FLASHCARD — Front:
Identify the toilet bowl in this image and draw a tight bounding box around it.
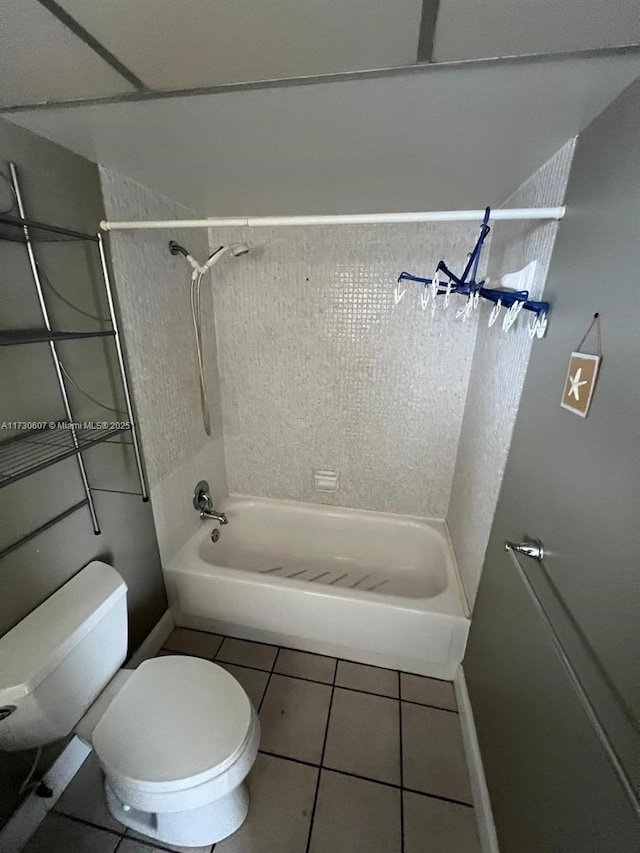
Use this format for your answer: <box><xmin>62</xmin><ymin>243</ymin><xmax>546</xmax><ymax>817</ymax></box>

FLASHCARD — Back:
<box><xmin>0</xmin><ymin>561</ymin><xmax>260</xmax><ymax>847</ymax></box>
<box><xmin>89</xmin><ymin>656</ymin><xmax>260</xmax><ymax>845</ymax></box>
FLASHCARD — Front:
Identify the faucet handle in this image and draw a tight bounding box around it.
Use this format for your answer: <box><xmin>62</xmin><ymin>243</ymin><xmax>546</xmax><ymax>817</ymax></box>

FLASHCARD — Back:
<box><xmin>193</xmin><ymin>480</ymin><xmax>212</xmax><ymax>512</ymax></box>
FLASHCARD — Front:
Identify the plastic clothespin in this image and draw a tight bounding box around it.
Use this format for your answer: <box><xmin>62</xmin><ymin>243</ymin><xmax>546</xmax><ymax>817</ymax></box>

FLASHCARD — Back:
<box><xmin>456</xmin><ymin>298</ymin><xmax>473</xmax><ymax>323</ymax></box>
<box><xmin>536</xmin><ymin>312</ymin><xmax>548</xmax><ymax>338</ymax></box>
<box><xmin>488</xmin><ymin>298</ymin><xmax>502</xmax><ymax>327</ymax></box>
<box><xmin>394</xmin><ymin>282</ymin><xmax>406</xmax><ymax>305</ymax></box>
<box><xmin>528</xmin><ymin>311</ymin><xmax>548</xmax><ymax>339</ymax></box>
<box><xmin>444</xmin><ymin>280</ymin><xmax>452</xmax><ymax>308</ymax></box>
<box><xmin>430</xmin><ymin>272</ymin><xmax>440</xmax><ymax>317</ymax></box>
<box><xmin>502</xmin><ymin>300</ymin><xmax>525</xmax><ymax>331</ymax></box>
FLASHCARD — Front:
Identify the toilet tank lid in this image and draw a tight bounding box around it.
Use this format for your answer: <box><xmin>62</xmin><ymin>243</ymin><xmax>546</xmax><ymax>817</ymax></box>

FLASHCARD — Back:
<box><xmin>0</xmin><ymin>561</ymin><xmax>127</xmax><ymax>705</ymax></box>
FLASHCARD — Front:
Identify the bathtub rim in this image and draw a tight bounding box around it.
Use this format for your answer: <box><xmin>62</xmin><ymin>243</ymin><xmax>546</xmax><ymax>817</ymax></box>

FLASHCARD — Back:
<box><xmin>166</xmin><ymin>494</ymin><xmax>470</xmax><ymax>619</ymax></box>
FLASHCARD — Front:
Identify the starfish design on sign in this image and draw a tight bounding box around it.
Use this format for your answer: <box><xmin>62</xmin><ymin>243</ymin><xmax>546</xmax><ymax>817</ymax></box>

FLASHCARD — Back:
<box><xmin>568</xmin><ymin>367</ymin><xmax>588</xmax><ymax>400</ymax></box>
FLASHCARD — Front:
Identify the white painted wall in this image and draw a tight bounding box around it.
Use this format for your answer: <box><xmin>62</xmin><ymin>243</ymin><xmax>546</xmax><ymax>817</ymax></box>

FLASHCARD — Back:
<box><xmin>433</xmin><ymin>0</ymin><xmax>640</xmax><ymax>62</ymax></box>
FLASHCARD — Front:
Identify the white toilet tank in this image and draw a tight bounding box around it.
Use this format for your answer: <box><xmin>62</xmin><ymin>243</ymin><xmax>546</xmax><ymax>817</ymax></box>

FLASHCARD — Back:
<box><xmin>0</xmin><ymin>561</ymin><xmax>128</xmax><ymax>751</ymax></box>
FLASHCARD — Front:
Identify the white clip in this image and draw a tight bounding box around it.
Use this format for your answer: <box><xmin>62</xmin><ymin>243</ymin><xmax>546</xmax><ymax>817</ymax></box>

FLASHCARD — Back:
<box><xmin>528</xmin><ymin>311</ymin><xmax>548</xmax><ymax>339</ymax></box>
<box><xmin>472</xmin><ymin>289</ymin><xmax>480</xmax><ymax>310</ymax></box>
<box><xmin>430</xmin><ymin>274</ymin><xmax>439</xmax><ymax>317</ymax></box>
<box><xmin>488</xmin><ymin>299</ymin><xmax>502</xmax><ymax>327</ymax></box>
<box><xmin>421</xmin><ymin>287</ymin><xmax>429</xmax><ymax>310</ymax></box>
<box><xmin>394</xmin><ymin>283</ymin><xmax>406</xmax><ymax>305</ymax></box>
<box><xmin>456</xmin><ymin>298</ymin><xmax>473</xmax><ymax>323</ymax></box>
<box><xmin>444</xmin><ymin>280</ymin><xmax>452</xmax><ymax>308</ymax></box>
<box><xmin>502</xmin><ymin>300</ymin><xmax>525</xmax><ymax>332</ymax></box>
<box><xmin>536</xmin><ymin>312</ymin><xmax>548</xmax><ymax>338</ymax></box>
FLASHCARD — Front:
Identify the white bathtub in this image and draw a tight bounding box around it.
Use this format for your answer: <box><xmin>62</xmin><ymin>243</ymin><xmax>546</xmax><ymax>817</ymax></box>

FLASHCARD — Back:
<box><xmin>164</xmin><ymin>496</ymin><xmax>470</xmax><ymax>679</ymax></box>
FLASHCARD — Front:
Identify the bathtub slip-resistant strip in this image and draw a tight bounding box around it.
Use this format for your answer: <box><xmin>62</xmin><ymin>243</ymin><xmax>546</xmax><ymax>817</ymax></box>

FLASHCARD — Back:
<box><xmin>258</xmin><ymin>564</ymin><xmax>392</xmax><ymax>594</ymax></box>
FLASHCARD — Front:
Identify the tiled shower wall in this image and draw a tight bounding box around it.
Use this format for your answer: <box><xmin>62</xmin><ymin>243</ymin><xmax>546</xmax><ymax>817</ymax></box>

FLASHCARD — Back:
<box><xmin>211</xmin><ymin>223</ymin><xmax>480</xmax><ymax>517</ymax></box>
<box><xmin>100</xmin><ymin>145</ymin><xmax>573</xmax><ymax>595</ymax></box>
<box><xmin>446</xmin><ymin>140</ymin><xmax>576</xmax><ymax>606</ymax></box>
<box><xmin>99</xmin><ymin>168</ymin><xmax>227</xmax><ymax>560</ymax></box>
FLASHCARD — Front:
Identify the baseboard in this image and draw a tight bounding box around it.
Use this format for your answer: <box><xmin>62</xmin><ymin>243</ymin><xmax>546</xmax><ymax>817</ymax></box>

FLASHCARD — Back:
<box><xmin>454</xmin><ymin>666</ymin><xmax>500</xmax><ymax>853</ymax></box>
<box><xmin>127</xmin><ymin>609</ymin><xmax>174</xmax><ymax>668</ymax></box>
<box><xmin>0</xmin><ymin>737</ymin><xmax>90</xmax><ymax>853</ymax></box>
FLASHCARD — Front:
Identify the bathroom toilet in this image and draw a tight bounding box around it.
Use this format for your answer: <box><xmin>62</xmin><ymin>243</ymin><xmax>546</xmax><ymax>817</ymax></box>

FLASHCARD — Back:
<box><xmin>0</xmin><ymin>561</ymin><xmax>260</xmax><ymax>847</ymax></box>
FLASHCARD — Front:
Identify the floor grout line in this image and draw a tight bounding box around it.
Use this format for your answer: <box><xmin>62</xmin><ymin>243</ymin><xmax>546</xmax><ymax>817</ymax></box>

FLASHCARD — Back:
<box><xmin>118</xmin><ymin>829</ymin><xmax>214</xmax><ymax>853</ymax></box>
<box><xmin>304</xmin><ymin>654</ymin><xmax>338</xmax><ymax>853</ymax></box>
<box><xmin>398</xmin><ymin>671</ymin><xmax>405</xmax><ymax>853</ymax></box>
<box><xmin>56</xmin><ymin>808</ymin><xmax>215</xmax><ymax>853</ymax></box>
<box><xmin>400</xmin><ymin>697</ymin><xmax>458</xmax><ymax>714</ymax></box>
<box><xmin>53</xmin><ymin>751</ymin><xmax>473</xmax><ymax>848</ymax></box>
<box><xmin>41</xmin><ymin>633</ymin><xmax>472</xmax><ymax>853</ymax></box>
<box><xmin>166</xmin><ymin>628</ymin><xmax>455</xmax><ymax>684</ymax></box>
<box><xmin>160</xmin><ymin>648</ymin><xmax>458</xmax><ymax>711</ymax></box>
<box><xmin>50</xmin><ymin>810</ymin><xmax>124</xmax><ymax>837</ymax></box>
<box><xmin>256</xmin><ymin>749</ymin><xmax>474</xmax><ymax>808</ymax></box>
<box><xmin>256</xmin><ymin>646</ymin><xmax>280</xmax><ymax>713</ymax></box>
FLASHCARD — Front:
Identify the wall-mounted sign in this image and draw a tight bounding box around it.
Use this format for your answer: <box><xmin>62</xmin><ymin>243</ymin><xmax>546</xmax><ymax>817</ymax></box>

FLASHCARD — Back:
<box><xmin>561</xmin><ymin>313</ymin><xmax>602</xmax><ymax>418</ymax></box>
<box><xmin>561</xmin><ymin>352</ymin><xmax>601</xmax><ymax>417</ymax></box>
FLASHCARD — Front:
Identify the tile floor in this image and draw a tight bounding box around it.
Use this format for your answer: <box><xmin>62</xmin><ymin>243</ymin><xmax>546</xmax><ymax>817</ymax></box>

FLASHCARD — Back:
<box><xmin>24</xmin><ymin>629</ymin><xmax>481</xmax><ymax>853</ymax></box>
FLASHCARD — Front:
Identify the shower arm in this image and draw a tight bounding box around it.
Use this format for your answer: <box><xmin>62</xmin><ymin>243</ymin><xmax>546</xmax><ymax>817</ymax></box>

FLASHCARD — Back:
<box><xmin>169</xmin><ymin>240</ymin><xmax>204</xmax><ymax>273</ymax></box>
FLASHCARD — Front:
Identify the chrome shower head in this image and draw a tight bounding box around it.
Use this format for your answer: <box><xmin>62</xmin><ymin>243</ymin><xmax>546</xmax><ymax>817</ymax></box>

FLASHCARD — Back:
<box><xmin>204</xmin><ymin>242</ymin><xmax>250</xmax><ymax>269</ymax></box>
<box><xmin>230</xmin><ymin>242</ymin><xmax>250</xmax><ymax>257</ymax></box>
<box><xmin>169</xmin><ymin>240</ymin><xmax>250</xmax><ymax>274</ymax></box>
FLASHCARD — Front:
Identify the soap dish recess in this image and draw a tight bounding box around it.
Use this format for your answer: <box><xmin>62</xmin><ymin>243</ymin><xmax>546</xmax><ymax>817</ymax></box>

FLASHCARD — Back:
<box><xmin>313</xmin><ymin>469</ymin><xmax>339</xmax><ymax>492</ymax></box>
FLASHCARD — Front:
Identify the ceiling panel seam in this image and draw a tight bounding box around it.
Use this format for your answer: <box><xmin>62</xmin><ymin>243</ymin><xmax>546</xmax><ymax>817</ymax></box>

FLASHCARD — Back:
<box><xmin>1</xmin><ymin>43</ymin><xmax>638</xmax><ymax>115</ymax></box>
<box><xmin>34</xmin><ymin>0</ymin><xmax>148</xmax><ymax>91</ymax></box>
<box><xmin>417</xmin><ymin>0</ymin><xmax>440</xmax><ymax>63</ymax></box>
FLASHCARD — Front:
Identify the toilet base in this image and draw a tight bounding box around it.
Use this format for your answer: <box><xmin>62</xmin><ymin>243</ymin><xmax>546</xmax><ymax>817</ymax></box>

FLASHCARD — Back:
<box><xmin>105</xmin><ymin>778</ymin><xmax>250</xmax><ymax>846</ymax></box>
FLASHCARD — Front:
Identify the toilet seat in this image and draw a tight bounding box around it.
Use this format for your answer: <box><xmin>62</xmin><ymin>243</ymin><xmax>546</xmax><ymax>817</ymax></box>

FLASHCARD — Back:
<box><xmin>92</xmin><ymin>656</ymin><xmax>253</xmax><ymax>797</ymax></box>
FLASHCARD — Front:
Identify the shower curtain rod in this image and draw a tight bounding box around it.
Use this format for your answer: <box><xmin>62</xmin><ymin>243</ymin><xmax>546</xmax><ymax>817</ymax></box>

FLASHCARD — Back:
<box><xmin>100</xmin><ymin>207</ymin><xmax>565</xmax><ymax>231</ymax></box>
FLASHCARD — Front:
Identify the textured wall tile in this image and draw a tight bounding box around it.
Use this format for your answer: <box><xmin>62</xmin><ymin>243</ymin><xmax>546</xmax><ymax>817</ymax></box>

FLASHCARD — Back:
<box><xmin>212</xmin><ymin>222</ymin><xmax>482</xmax><ymax>517</ymax></box>
<box><xmin>446</xmin><ymin>141</ymin><xmax>576</xmax><ymax>606</ymax></box>
<box><xmin>150</xmin><ymin>438</ymin><xmax>227</xmax><ymax>562</ymax></box>
<box><xmin>99</xmin><ymin>168</ymin><xmax>225</xmax><ymax>488</ymax></box>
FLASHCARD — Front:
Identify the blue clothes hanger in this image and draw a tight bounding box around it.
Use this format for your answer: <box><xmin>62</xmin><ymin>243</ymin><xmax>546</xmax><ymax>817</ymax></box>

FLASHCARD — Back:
<box><xmin>397</xmin><ymin>207</ymin><xmax>550</xmax><ymax>319</ymax></box>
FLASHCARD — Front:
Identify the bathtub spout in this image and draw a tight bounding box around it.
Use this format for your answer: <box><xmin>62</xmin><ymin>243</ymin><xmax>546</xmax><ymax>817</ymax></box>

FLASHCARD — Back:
<box><xmin>193</xmin><ymin>480</ymin><xmax>228</xmax><ymax>524</ymax></box>
<box><xmin>200</xmin><ymin>508</ymin><xmax>228</xmax><ymax>525</ymax></box>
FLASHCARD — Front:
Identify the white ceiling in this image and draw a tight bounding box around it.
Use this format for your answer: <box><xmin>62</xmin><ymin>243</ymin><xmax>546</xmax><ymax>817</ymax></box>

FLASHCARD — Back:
<box><xmin>2</xmin><ymin>1</ymin><xmax>637</xmax><ymax>110</ymax></box>
<box><xmin>0</xmin><ymin>0</ymin><xmax>424</xmax><ymax>108</ymax></box>
<box><xmin>0</xmin><ymin>1</ymin><xmax>136</xmax><ymax>107</ymax></box>
<box><xmin>56</xmin><ymin>0</ymin><xmax>423</xmax><ymax>88</ymax></box>
<box><xmin>434</xmin><ymin>0</ymin><xmax>640</xmax><ymax>62</ymax></box>
<box><xmin>6</xmin><ymin>51</ymin><xmax>639</xmax><ymax>215</ymax></box>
